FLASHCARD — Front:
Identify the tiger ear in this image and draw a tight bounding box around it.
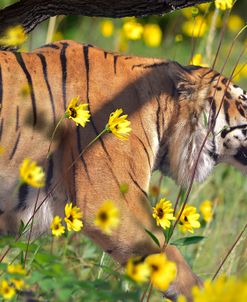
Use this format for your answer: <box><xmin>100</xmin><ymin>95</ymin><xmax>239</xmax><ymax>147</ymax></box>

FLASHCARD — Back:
<box><xmin>168</xmin><ymin>62</ymin><xmax>209</xmax><ymax>102</ymax></box>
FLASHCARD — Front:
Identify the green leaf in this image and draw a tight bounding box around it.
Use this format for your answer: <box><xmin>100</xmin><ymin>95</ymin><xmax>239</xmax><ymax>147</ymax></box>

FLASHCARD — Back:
<box><xmin>35</xmin><ymin>252</ymin><xmax>57</xmax><ymax>264</ymax></box>
<box><xmin>10</xmin><ymin>241</ymin><xmax>39</xmax><ymax>252</ymax></box>
<box><xmin>145</xmin><ymin>229</ymin><xmax>160</xmax><ymax>247</ymax></box>
<box><xmin>57</xmin><ymin>288</ymin><xmax>74</xmax><ymax>301</ymax></box>
<box><xmin>171</xmin><ymin>236</ymin><xmax>205</xmax><ymax>246</ymax></box>
<box><xmin>18</xmin><ymin>220</ymin><xmax>25</xmax><ymax>236</ymax></box>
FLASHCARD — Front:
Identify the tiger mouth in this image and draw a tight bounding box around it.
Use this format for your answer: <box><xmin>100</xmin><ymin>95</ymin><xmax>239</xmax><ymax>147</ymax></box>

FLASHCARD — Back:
<box><xmin>234</xmin><ymin>146</ymin><xmax>247</xmax><ymax>166</ymax></box>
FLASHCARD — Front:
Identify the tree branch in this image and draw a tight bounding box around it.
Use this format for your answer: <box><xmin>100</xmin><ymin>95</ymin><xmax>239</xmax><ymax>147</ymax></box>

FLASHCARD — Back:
<box><xmin>0</xmin><ymin>0</ymin><xmax>212</xmax><ymax>35</ymax></box>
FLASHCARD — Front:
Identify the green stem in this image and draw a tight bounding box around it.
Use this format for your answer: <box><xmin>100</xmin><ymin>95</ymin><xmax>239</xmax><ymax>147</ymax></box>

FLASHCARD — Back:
<box><xmin>97</xmin><ymin>252</ymin><xmax>106</xmax><ymax>279</ymax></box>
<box><xmin>46</xmin><ymin>16</ymin><xmax>57</xmax><ymax>44</ymax></box>
<box><xmin>47</xmin><ymin>116</ymin><xmax>65</xmax><ymax>158</ymax></box>
<box><xmin>62</xmin><ymin>232</ymin><xmax>70</xmax><ymax>260</ymax></box>
<box><xmin>12</xmin><ymin>181</ymin><xmax>22</xmax><ymax>198</ymax></box>
<box><xmin>84</xmin><ymin>128</ymin><xmax>108</xmax><ymax>153</ymax></box>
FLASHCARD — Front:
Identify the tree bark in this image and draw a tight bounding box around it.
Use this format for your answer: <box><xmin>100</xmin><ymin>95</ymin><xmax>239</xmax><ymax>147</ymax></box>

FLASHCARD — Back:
<box><xmin>0</xmin><ymin>0</ymin><xmax>212</xmax><ymax>35</ymax></box>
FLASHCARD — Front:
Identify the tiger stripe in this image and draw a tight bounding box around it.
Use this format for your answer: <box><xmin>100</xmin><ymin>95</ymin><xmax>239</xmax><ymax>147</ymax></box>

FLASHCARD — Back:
<box><xmin>134</xmin><ymin>134</ymin><xmax>152</xmax><ymax>169</ymax></box>
<box><xmin>13</xmin><ymin>52</ymin><xmax>37</xmax><ymax>127</ymax></box>
<box><xmin>40</xmin><ymin>44</ymin><xmax>60</xmax><ymax>50</ymax></box>
<box><xmin>60</xmin><ymin>42</ymin><xmax>69</xmax><ymax>111</ymax></box>
<box><xmin>15</xmin><ymin>106</ymin><xmax>19</xmax><ymax>132</ymax></box>
<box><xmin>0</xmin><ymin>119</ymin><xmax>3</xmax><ymax>141</ymax></box>
<box><xmin>45</xmin><ymin>156</ymin><xmax>54</xmax><ymax>192</ymax></box>
<box><xmin>16</xmin><ymin>184</ymin><xmax>28</xmax><ymax>211</ymax></box>
<box><xmin>223</xmin><ymin>99</ymin><xmax>230</xmax><ymax>124</ymax></box>
<box><xmin>83</xmin><ymin>45</ymin><xmax>91</xmax><ymax>102</ymax></box>
<box><xmin>236</xmin><ymin>101</ymin><xmax>246</xmax><ymax>118</ymax></box>
<box><xmin>37</xmin><ymin>53</ymin><xmax>56</xmax><ymax>126</ymax></box>
<box><xmin>82</xmin><ymin>44</ymin><xmax>112</xmax><ymax>161</ymax></box>
<box><xmin>156</xmin><ymin>95</ymin><xmax>161</xmax><ymax>142</ymax></box>
<box><xmin>128</xmin><ymin>171</ymin><xmax>148</xmax><ymax>198</ymax></box>
<box><xmin>8</xmin><ymin>132</ymin><xmax>21</xmax><ymax>160</ymax></box>
<box><xmin>113</xmin><ymin>55</ymin><xmax>118</xmax><ymax>74</ymax></box>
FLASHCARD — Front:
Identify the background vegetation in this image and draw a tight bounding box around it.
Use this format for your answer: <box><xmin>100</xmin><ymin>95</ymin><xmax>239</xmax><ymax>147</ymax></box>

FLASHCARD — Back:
<box><xmin>0</xmin><ymin>0</ymin><xmax>246</xmax><ymax>301</ymax></box>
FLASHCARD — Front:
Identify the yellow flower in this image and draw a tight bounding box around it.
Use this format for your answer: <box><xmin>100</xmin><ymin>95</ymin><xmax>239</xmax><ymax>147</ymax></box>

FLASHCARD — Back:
<box><xmin>50</xmin><ymin>216</ymin><xmax>65</xmax><ymax>237</ymax></box>
<box><xmin>106</xmin><ymin>108</ymin><xmax>131</xmax><ymax>140</ymax></box>
<box><xmin>118</xmin><ymin>33</ymin><xmax>129</xmax><ymax>52</ymax></box>
<box><xmin>198</xmin><ymin>3</ymin><xmax>211</xmax><ymax>12</ymax></box>
<box><xmin>182</xmin><ymin>16</ymin><xmax>207</xmax><ymax>38</ymax></box>
<box><xmin>94</xmin><ymin>201</ymin><xmax>120</xmax><ymax>235</ymax></box>
<box><xmin>181</xmin><ymin>7</ymin><xmax>193</xmax><ymax>19</ymax></box>
<box><xmin>100</xmin><ymin>20</ymin><xmax>114</xmax><ymax>37</ymax></box>
<box><xmin>123</xmin><ymin>20</ymin><xmax>143</xmax><ymax>40</ymax></box>
<box><xmin>200</xmin><ymin>200</ymin><xmax>213</xmax><ymax>222</ymax></box>
<box><xmin>19</xmin><ymin>84</ymin><xmax>31</xmax><ymax>97</ymax></box>
<box><xmin>19</xmin><ymin>158</ymin><xmax>45</xmax><ymax>188</ymax></box>
<box><xmin>10</xmin><ymin>279</ymin><xmax>25</xmax><ymax>290</ymax></box>
<box><xmin>175</xmin><ymin>34</ymin><xmax>183</xmax><ymax>43</ymax></box>
<box><xmin>0</xmin><ymin>25</ymin><xmax>27</xmax><ymax>47</ymax></box>
<box><xmin>234</xmin><ymin>64</ymin><xmax>247</xmax><ymax>81</ymax></box>
<box><xmin>145</xmin><ymin>253</ymin><xmax>177</xmax><ymax>291</ymax></box>
<box><xmin>190</xmin><ymin>53</ymin><xmax>208</xmax><ymax>67</ymax></box>
<box><xmin>215</xmin><ymin>0</ymin><xmax>233</xmax><ymax>10</ymax></box>
<box><xmin>7</xmin><ymin>264</ymin><xmax>26</xmax><ymax>275</ymax></box>
<box><xmin>227</xmin><ymin>15</ymin><xmax>244</xmax><ymax>33</ymax></box>
<box><xmin>0</xmin><ymin>280</ymin><xmax>16</xmax><ymax>300</ymax></box>
<box><xmin>126</xmin><ymin>256</ymin><xmax>151</xmax><ymax>283</ymax></box>
<box><xmin>152</xmin><ymin>198</ymin><xmax>175</xmax><ymax>230</ymax></box>
<box><xmin>178</xmin><ymin>205</ymin><xmax>201</xmax><ymax>233</ymax></box>
<box><xmin>240</xmin><ymin>64</ymin><xmax>247</xmax><ymax>78</ymax></box>
<box><xmin>149</xmin><ymin>185</ymin><xmax>160</xmax><ymax>197</ymax></box>
<box><xmin>65</xmin><ymin>96</ymin><xmax>90</xmax><ymax>127</ymax></box>
<box><xmin>177</xmin><ymin>296</ymin><xmax>187</xmax><ymax>302</ymax></box>
<box><xmin>143</xmin><ymin>24</ymin><xmax>162</xmax><ymax>47</ymax></box>
<box><xmin>52</xmin><ymin>31</ymin><xmax>64</xmax><ymax>42</ymax></box>
<box><xmin>119</xmin><ymin>183</ymin><xmax>129</xmax><ymax>194</ymax></box>
<box><xmin>64</xmin><ymin>203</ymin><xmax>83</xmax><ymax>232</ymax></box>
<box><xmin>0</xmin><ymin>145</ymin><xmax>5</xmax><ymax>155</ymax></box>
<box><xmin>190</xmin><ymin>275</ymin><xmax>247</xmax><ymax>302</ymax></box>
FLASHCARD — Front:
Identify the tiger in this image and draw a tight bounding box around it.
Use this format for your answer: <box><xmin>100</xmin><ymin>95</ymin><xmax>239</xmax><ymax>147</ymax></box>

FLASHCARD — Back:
<box><xmin>0</xmin><ymin>40</ymin><xmax>246</xmax><ymax>301</ymax></box>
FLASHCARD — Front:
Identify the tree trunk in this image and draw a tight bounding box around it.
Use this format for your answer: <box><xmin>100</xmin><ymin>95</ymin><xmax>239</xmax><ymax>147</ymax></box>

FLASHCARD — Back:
<box><xmin>0</xmin><ymin>0</ymin><xmax>212</xmax><ymax>35</ymax></box>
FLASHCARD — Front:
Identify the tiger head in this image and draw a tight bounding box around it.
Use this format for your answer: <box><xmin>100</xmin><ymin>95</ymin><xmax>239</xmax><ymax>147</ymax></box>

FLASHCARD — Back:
<box><xmin>209</xmin><ymin>78</ymin><xmax>247</xmax><ymax>175</ymax></box>
<box><xmin>161</xmin><ymin>63</ymin><xmax>247</xmax><ymax>186</ymax></box>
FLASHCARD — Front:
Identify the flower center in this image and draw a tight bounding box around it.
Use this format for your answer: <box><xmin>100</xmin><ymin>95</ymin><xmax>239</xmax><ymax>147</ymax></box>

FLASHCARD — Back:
<box><xmin>157</xmin><ymin>208</ymin><xmax>164</xmax><ymax>219</ymax></box>
<box><xmin>184</xmin><ymin>216</ymin><xmax>188</xmax><ymax>222</ymax></box>
<box><xmin>151</xmin><ymin>264</ymin><xmax>159</xmax><ymax>272</ymax></box>
<box><xmin>69</xmin><ymin>107</ymin><xmax>77</xmax><ymax>118</ymax></box>
<box><xmin>131</xmin><ymin>267</ymin><xmax>137</xmax><ymax>275</ymax></box>
<box><xmin>54</xmin><ymin>224</ymin><xmax>59</xmax><ymax>230</ymax></box>
<box><xmin>68</xmin><ymin>215</ymin><xmax>74</xmax><ymax>222</ymax></box>
<box><xmin>99</xmin><ymin>211</ymin><xmax>108</xmax><ymax>222</ymax></box>
<box><xmin>4</xmin><ymin>287</ymin><xmax>10</xmax><ymax>294</ymax></box>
